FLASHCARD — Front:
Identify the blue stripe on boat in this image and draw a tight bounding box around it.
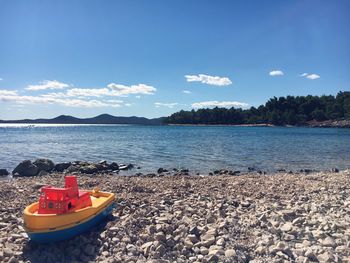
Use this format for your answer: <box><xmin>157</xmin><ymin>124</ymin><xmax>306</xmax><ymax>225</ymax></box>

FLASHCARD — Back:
<box><xmin>28</xmin><ymin>203</ymin><xmax>115</xmax><ymax>243</ymax></box>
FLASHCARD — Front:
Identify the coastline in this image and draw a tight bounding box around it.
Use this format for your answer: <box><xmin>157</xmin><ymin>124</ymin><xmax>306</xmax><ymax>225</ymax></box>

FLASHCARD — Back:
<box><xmin>167</xmin><ymin>119</ymin><xmax>350</xmax><ymax>128</ymax></box>
<box><xmin>0</xmin><ymin>118</ymin><xmax>349</xmax><ymax>128</ymax></box>
<box><xmin>1</xmin><ymin>169</ymin><xmax>349</xmax><ymax>262</ymax></box>
<box><xmin>167</xmin><ymin>123</ymin><xmax>275</xmax><ymax>127</ymax></box>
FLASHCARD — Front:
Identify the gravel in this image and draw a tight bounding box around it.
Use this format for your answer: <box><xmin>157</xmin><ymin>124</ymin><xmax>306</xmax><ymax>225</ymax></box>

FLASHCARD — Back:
<box><xmin>0</xmin><ymin>169</ymin><xmax>349</xmax><ymax>262</ymax></box>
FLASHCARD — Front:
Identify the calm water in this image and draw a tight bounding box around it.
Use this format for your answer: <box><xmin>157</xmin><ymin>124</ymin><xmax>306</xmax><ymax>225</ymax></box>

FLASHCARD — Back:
<box><xmin>0</xmin><ymin>124</ymin><xmax>349</xmax><ymax>173</ymax></box>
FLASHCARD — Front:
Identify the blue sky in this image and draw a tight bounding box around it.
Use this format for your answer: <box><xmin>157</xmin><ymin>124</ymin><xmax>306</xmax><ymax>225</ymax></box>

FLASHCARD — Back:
<box><xmin>0</xmin><ymin>0</ymin><xmax>349</xmax><ymax>119</ymax></box>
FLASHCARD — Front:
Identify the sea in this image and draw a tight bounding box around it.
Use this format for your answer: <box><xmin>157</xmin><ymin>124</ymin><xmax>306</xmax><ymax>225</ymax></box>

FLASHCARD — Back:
<box><xmin>0</xmin><ymin>124</ymin><xmax>349</xmax><ymax>174</ymax></box>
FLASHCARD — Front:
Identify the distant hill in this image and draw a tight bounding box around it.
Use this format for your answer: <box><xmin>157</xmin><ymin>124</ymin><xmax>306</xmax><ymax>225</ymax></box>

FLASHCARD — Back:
<box><xmin>0</xmin><ymin>114</ymin><xmax>165</xmax><ymax>125</ymax></box>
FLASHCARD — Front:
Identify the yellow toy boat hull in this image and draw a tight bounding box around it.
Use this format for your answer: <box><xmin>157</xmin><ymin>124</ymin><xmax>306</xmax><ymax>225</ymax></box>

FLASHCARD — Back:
<box><xmin>23</xmin><ymin>190</ymin><xmax>115</xmax><ymax>242</ymax></box>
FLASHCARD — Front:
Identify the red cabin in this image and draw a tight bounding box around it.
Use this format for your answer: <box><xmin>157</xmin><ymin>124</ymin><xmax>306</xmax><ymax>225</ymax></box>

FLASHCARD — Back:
<box><xmin>38</xmin><ymin>176</ymin><xmax>92</xmax><ymax>214</ymax></box>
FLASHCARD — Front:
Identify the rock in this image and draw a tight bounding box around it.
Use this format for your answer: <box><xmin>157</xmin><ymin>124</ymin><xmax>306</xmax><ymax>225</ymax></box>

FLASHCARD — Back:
<box><xmin>276</xmin><ymin>251</ymin><xmax>289</xmax><ymax>260</ymax></box>
<box><xmin>216</xmin><ymin>237</ymin><xmax>225</xmax><ymax>246</ymax></box>
<box><xmin>204</xmin><ymin>254</ymin><xmax>219</xmax><ymax>262</ymax></box>
<box><xmin>155</xmin><ymin>232</ymin><xmax>166</xmax><ymax>242</ymax></box>
<box><xmin>157</xmin><ymin>168</ymin><xmax>168</xmax><ymax>174</ymax></box>
<box><xmin>305</xmin><ymin>248</ymin><xmax>317</xmax><ymax>261</ymax></box>
<box><xmin>201</xmin><ymin>233</ymin><xmax>216</xmax><ymax>247</ymax></box>
<box><xmin>318</xmin><ymin>252</ymin><xmax>335</xmax><ymax>262</ymax></box>
<box><xmin>54</xmin><ymin>162</ymin><xmax>71</xmax><ymax>172</ymax></box>
<box><xmin>322</xmin><ymin>236</ymin><xmax>336</xmax><ymax>247</ymax></box>
<box><xmin>80</xmin><ymin>164</ymin><xmax>98</xmax><ymax>174</ymax></box>
<box><xmin>272</xmin><ymin>241</ymin><xmax>286</xmax><ymax>252</ymax></box>
<box><xmin>166</xmin><ymin>237</ymin><xmax>175</xmax><ymax>248</ymax></box>
<box><xmin>33</xmin><ymin>158</ymin><xmax>55</xmax><ymax>172</ymax></box>
<box><xmin>126</xmin><ymin>244</ymin><xmax>139</xmax><ymax>256</ymax></box>
<box><xmin>66</xmin><ymin>165</ymin><xmax>80</xmax><ymax>173</ymax></box>
<box><xmin>3</xmin><ymin>248</ymin><xmax>13</xmax><ymax>257</ymax></box>
<box><xmin>255</xmin><ymin>246</ymin><xmax>265</xmax><ymax>254</ymax></box>
<box><xmin>155</xmin><ymin>244</ymin><xmax>166</xmax><ymax>256</ymax></box>
<box><xmin>200</xmin><ymin>247</ymin><xmax>209</xmax><ymax>255</ymax></box>
<box><xmin>37</xmin><ymin>170</ymin><xmax>48</xmax><ymax>176</ymax></box>
<box><xmin>225</xmin><ymin>249</ymin><xmax>236</xmax><ymax>258</ymax></box>
<box><xmin>207</xmin><ymin>215</ymin><xmax>216</xmax><ymax>224</ymax></box>
<box><xmin>95</xmin><ymin>163</ymin><xmax>108</xmax><ymax>171</ymax></box>
<box><xmin>208</xmin><ymin>247</ymin><xmax>224</xmax><ymax>256</ymax></box>
<box><xmin>0</xmin><ymin>169</ymin><xmax>9</xmax><ymax>176</ymax></box>
<box><xmin>280</xmin><ymin>222</ymin><xmax>293</xmax><ymax>232</ymax></box>
<box><xmin>109</xmin><ymin>162</ymin><xmax>119</xmax><ymax>171</ymax></box>
<box><xmin>258</xmin><ymin>214</ymin><xmax>267</xmax><ymax>222</ymax></box>
<box><xmin>119</xmin><ymin>164</ymin><xmax>129</xmax><ymax>170</ymax></box>
<box><xmin>12</xmin><ymin>160</ymin><xmax>39</xmax><ymax>176</ymax></box>
<box><xmin>141</xmin><ymin>241</ymin><xmax>154</xmax><ymax>256</ymax></box>
<box><xmin>240</xmin><ymin>200</ymin><xmax>251</xmax><ymax>208</ymax></box>
<box><xmin>189</xmin><ymin>226</ymin><xmax>200</xmax><ymax>237</ymax></box>
<box><xmin>187</xmin><ymin>234</ymin><xmax>199</xmax><ymax>244</ymax></box>
<box><xmin>184</xmin><ymin>238</ymin><xmax>194</xmax><ymax>249</ymax></box>
<box><xmin>32</xmin><ymin>183</ymin><xmax>46</xmax><ymax>190</ymax></box>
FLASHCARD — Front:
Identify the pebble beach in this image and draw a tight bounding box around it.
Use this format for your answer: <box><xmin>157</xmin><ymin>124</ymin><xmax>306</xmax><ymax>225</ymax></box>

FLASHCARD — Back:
<box><xmin>0</xmin><ymin>169</ymin><xmax>349</xmax><ymax>263</ymax></box>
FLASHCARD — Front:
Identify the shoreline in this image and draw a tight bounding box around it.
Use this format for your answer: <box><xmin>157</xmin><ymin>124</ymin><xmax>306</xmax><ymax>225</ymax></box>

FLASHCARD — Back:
<box><xmin>0</xmin><ymin>170</ymin><xmax>349</xmax><ymax>262</ymax></box>
<box><xmin>0</xmin><ymin>119</ymin><xmax>349</xmax><ymax>128</ymax></box>
<box><xmin>167</xmin><ymin>119</ymin><xmax>350</xmax><ymax>128</ymax></box>
<box><xmin>1</xmin><ymin>158</ymin><xmax>348</xmax><ymax>179</ymax></box>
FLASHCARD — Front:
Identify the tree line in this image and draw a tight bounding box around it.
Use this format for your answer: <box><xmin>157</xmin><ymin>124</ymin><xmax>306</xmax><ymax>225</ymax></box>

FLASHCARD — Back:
<box><xmin>165</xmin><ymin>91</ymin><xmax>350</xmax><ymax>125</ymax></box>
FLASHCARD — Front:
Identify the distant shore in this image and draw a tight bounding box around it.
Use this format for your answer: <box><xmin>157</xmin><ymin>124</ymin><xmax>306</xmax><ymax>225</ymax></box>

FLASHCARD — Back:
<box><xmin>167</xmin><ymin>123</ymin><xmax>275</xmax><ymax>127</ymax></box>
<box><xmin>167</xmin><ymin>119</ymin><xmax>350</xmax><ymax>128</ymax></box>
<box><xmin>1</xmin><ymin>169</ymin><xmax>349</xmax><ymax>262</ymax></box>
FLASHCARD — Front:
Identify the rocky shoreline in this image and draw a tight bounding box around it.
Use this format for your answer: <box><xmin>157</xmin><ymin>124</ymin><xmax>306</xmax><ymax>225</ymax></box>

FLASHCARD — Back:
<box><xmin>0</xmin><ymin>159</ymin><xmax>135</xmax><ymax>177</ymax></box>
<box><xmin>0</xmin><ymin>169</ymin><xmax>349</xmax><ymax>263</ymax></box>
<box><xmin>0</xmin><ymin>158</ymin><xmax>344</xmax><ymax>178</ymax></box>
<box><xmin>307</xmin><ymin>119</ymin><xmax>350</xmax><ymax>128</ymax></box>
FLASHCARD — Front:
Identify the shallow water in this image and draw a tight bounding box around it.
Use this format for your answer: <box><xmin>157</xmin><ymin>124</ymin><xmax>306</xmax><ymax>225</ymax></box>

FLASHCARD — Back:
<box><xmin>0</xmin><ymin>124</ymin><xmax>349</xmax><ymax>173</ymax></box>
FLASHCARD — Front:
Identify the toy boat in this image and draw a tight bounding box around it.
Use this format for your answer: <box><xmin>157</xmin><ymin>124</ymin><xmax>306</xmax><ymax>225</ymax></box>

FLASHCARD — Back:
<box><xmin>23</xmin><ymin>176</ymin><xmax>115</xmax><ymax>243</ymax></box>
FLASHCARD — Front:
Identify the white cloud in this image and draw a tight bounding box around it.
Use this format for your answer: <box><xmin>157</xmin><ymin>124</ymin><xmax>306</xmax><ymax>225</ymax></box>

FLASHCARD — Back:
<box><xmin>300</xmin><ymin>73</ymin><xmax>320</xmax><ymax>80</ymax></box>
<box><xmin>26</xmin><ymin>80</ymin><xmax>70</xmax><ymax>91</ymax></box>
<box><xmin>155</xmin><ymin>102</ymin><xmax>179</xmax><ymax>108</ymax></box>
<box><xmin>66</xmin><ymin>88</ymin><xmax>112</xmax><ymax>97</ymax></box>
<box><xmin>306</xmin><ymin>74</ymin><xmax>320</xmax><ymax>80</ymax></box>
<box><xmin>41</xmin><ymin>83</ymin><xmax>156</xmax><ymax>99</ymax></box>
<box><xmin>0</xmin><ymin>94</ymin><xmax>120</xmax><ymax>108</ymax></box>
<box><xmin>185</xmin><ymin>74</ymin><xmax>232</xmax><ymax>86</ymax></box>
<box><xmin>105</xmin><ymin>99</ymin><xmax>124</xmax><ymax>104</ymax></box>
<box><xmin>183</xmin><ymin>90</ymin><xmax>191</xmax><ymax>94</ymax></box>
<box><xmin>0</xmin><ymin>78</ymin><xmax>2</xmax><ymax>81</ymax></box>
<box><xmin>40</xmin><ymin>92</ymin><xmax>70</xmax><ymax>99</ymax></box>
<box><xmin>0</xmin><ymin>89</ymin><xmax>18</xmax><ymax>96</ymax></box>
<box><xmin>269</xmin><ymin>70</ymin><xmax>284</xmax><ymax>76</ymax></box>
<box><xmin>107</xmin><ymin>83</ymin><xmax>156</xmax><ymax>96</ymax></box>
<box><xmin>191</xmin><ymin>101</ymin><xmax>249</xmax><ymax>109</ymax></box>
<box><xmin>1</xmin><ymin>81</ymin><xmax>156</xmax><ymax>108</ymax></box>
